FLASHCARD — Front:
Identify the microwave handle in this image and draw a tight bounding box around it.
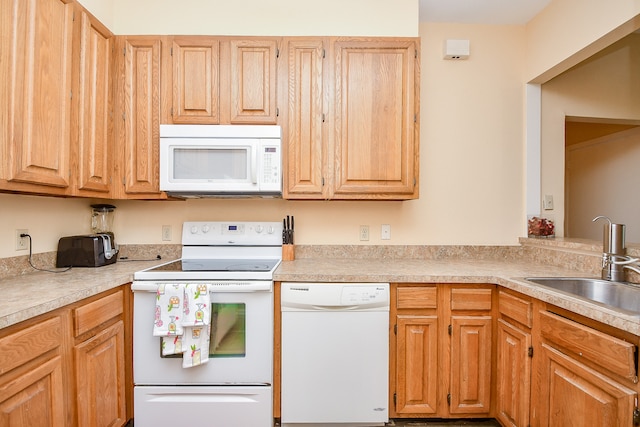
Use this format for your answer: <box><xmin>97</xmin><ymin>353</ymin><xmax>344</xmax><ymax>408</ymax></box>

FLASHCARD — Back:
<box><xmin>251</xmin><ymin>144</ymin><xmax>258</xmax><ymax>184</ymax></box>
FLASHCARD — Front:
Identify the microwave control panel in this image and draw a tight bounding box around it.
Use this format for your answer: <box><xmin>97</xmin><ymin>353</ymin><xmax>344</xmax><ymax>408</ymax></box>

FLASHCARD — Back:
<box><xmin>260</xmin><ymin>143</ymin><xmax>281</xmax><ymax>189</ymax></box>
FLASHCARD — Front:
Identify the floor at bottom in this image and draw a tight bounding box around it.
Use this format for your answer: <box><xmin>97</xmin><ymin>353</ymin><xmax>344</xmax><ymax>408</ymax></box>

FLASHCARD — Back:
<box><xmin>388</xmin><ymin>419</ymin><xmax>500</xmax><ymax>427</ymax></box>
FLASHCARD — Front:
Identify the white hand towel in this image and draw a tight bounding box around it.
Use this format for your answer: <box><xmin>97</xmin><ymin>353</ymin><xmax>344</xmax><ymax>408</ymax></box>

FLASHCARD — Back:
<box><xmin>162</xmin><ymin>335</ymin><xmax>183</xmax><ymax>356</ymax></box>
<box><xmin>182</xmin><ymin>283</ymin><xmax>211</xmax><ymax>326</ymax></box>
<box><xmin>153</xmin><ymin>283</ymin><xmax>184</xmax><ymax>337</ymax></box>
<box><xmin>182</xmin><ymin>324</ymin><xmax>211</xmax><ymax>368</ymax></box>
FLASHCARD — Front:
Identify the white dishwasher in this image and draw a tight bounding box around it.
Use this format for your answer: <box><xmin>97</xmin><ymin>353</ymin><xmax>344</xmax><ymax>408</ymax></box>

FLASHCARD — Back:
<box><xmin>280</xmin><ymin>282</ymin><xmax>390</xmax><ymax>427</ymax></box>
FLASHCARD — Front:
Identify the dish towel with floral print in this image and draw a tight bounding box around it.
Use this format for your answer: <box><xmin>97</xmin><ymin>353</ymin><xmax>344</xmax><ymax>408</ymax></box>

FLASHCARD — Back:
<box><xmin>153</xmin><ymin>283</ymin><xmax>211</xmax><ymax>368</ymax></box>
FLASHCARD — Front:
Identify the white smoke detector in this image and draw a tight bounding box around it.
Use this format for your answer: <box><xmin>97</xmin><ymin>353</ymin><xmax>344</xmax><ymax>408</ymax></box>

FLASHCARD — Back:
<box><xmin>443</xmin><ymin>39</ymin><xmax>470</xmax><ymax>60</ymax></box>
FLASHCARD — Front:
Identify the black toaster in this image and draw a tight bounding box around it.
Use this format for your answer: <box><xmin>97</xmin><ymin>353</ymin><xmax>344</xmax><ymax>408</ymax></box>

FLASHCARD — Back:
<box><xmin>56</xmin><ymin>234</ymin><xmax>118</xmax><ymax>268</ymax></box>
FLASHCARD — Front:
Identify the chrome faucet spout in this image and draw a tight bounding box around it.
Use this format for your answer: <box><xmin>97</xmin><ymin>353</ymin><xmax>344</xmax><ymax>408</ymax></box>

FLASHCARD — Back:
<box><xmin>593</xmin><ymin>215</ymin><xmax>627</xmax><ymax>281</ymax></box>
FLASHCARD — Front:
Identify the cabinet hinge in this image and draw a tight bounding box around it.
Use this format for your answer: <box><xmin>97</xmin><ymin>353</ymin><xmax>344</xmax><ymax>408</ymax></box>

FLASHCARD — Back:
<box><xmin>447</xmin><ymin>393</ymin><xmax>451</xmax><ymax>405</ymax></box>
<box><xmin>448</xmin><ymin>324</ymin><xmax>452</xmax><ymax>336</ymax></box>
<box><xmin>528</xmin><ymin>346</ymin><xmax>534</xmax><ymax>358</ymax></box>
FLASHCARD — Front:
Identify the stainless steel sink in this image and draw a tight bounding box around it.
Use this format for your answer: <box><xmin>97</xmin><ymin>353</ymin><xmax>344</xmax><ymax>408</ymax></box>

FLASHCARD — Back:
<box><xmin>525</xmin><ymin>277</ymin><xmax>640</xmax><ymax>316</ymax></box>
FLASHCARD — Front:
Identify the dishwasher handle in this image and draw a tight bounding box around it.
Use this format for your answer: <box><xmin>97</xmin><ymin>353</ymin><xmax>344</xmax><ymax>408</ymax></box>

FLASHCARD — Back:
<box><xmin>281</xmin><ymin>302</ymin><xmax>389</xmax><ymax>311</ymax></box>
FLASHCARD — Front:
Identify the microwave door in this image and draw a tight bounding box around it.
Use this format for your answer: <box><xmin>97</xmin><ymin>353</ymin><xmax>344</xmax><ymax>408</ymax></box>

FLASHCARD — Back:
<box><xmin>161</xmin><ymin>139</ymin><xmax>259</xmax><ymax>193</ymax></box>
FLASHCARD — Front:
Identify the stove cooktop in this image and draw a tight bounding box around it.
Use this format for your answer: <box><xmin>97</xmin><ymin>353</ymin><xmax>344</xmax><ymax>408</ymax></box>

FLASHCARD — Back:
<box><xmin>147</xmin><ymin>258</ymin><xmax>280</xmax><ymax>273</ymax></box>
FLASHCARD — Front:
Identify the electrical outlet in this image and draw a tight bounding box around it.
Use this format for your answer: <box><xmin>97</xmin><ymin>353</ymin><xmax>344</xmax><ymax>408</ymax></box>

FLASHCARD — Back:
<box><xmin>15</xmin><ymin>229</ymin><xmax>28</xmax><ymax>251</ymax></box>
<box><xmin>359</xmin><ymin>225</ymin><xmax>370</xmax><ymax>241</ymax></box>
<box><xmin>162</xmin><ymin>225</ymin><xmax>172</xmax><ymax>241</ymax></box>
<box><xmin>381</xmin><ymin>224</ymin><xmax>391</xmax><ymax>240</ymax></box>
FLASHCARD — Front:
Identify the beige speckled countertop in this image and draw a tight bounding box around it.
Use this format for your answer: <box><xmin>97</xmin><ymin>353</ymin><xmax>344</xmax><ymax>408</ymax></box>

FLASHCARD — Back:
<box><xmin>274</xmin><ymin>257</ymin><xmax>640</xmax><ymax>336</ymax></box>
<box><xmin>3</xmin><ymin>240</ymin><xmax>640</xmax><ymax>337</ymax></box>
<box><xmin>0</xmin><ymin>259</ymin><xmax>167</xmax><ymax>329</ymax></box>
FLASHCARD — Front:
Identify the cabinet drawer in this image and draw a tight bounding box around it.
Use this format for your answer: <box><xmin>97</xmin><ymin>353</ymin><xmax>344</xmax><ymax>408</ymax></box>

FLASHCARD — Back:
<box><xmin>397</xmin><ymin>287</ymin><xmax>437</xmax><ymax>309</ymax></box>
<box><xmin>0</xmin><ymin>316</ymin><xmax>62</xmax><ymax>375</ymax></box>
<box><xmin>450</xmin><ymin>288</ymin><xmax>492</xmax><ymax>311</ymax></box>
<box><xmin>74</xmin><ymin>290</ymin><xmax>123</xmax><ymax>337</ymax></box>
<box><xmin>540</xmin><ymin>311</ymin><xmax>636</xmax><ymax>381</ymax></box>
<box><xmin>498</xmin><ymin>290</ymin><xmax>532</xmax><ymax>328</ymax></box>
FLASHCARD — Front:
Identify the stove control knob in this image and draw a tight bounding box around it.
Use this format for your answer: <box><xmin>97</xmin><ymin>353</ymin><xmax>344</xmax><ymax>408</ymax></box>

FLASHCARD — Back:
<box><xmin>190</xmin><ymin>225</ymin><xmax>199</xmax><ymax>234</ymax></box>
<box><xmin>256</xmin><ymin>225</ymin><xmax>264</xmax><ymax>234</ymax></box>
<box><xmin>267</xmin><ymin>225</ymin><xmax>275</xmax><ymax>234</ymax></box>
<box><xmin>202</xmin><ymin>225</ymin><xmax>211</xmax><ymax>234</ymax></box>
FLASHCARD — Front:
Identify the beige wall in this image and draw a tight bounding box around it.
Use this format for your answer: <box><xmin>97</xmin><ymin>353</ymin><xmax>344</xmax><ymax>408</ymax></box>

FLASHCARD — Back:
<box><xmin>80</xmin><ymin>0</ymin><xmax>419</xmax><ymax>36</ymax></box>
<box><xmin>540</xmin><ymin>34</ymin><xmax>640</xmax><ymax>238</ymax></box>
<box><xmin>525</xmin><ymin>0</ymin><xmax>640</xmax><ymax>83</ymax></box>
<box><xmin>565</xmin><ymin>127</ymin><xmax>640</xmax><ymax>242</ymax></box>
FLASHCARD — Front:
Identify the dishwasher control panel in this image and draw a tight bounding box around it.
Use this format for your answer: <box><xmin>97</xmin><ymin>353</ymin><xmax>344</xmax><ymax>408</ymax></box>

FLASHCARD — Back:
<box><xmin>281</xmin><ymin>282</ymin><xmax>390</xmax><ymax>311</ymax></box>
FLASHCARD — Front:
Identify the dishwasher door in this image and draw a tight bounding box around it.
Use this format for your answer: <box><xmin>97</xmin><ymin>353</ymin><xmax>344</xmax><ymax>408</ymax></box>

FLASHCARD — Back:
<box><xmin>280</xmin><ymin>282</ymin><xmax>390</xmax><ymax>427</ymax></box>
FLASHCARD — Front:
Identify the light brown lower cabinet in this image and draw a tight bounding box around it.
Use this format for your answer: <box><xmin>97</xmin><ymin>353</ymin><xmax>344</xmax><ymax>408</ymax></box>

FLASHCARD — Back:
<box><xmin>531</xmin><ymin>309</ymin><xmax>639</xmax><ymax>427</ymax></box>
<box><xmin>391</xmin><ymin>284</ymin><xmax>494</xmax><ymax>419</ymax></box>
<box><xmin>0</xmin><ymin>317</ymin><xmax>67</xmax><ymax>426</ymax></box>
<box><xmin>0</xmin><ymin>286</ymin><xmax>130</xmax><ymax>427</ymax></box>
<box><xmin>496</xmin><ymin>290</ymin><xmax>533</xmax><ymax>427</ymax></box>
<box><xmin>391</xmin><ymin>284</ymin><xmax>640</xmax><ymax>427</ymax></box>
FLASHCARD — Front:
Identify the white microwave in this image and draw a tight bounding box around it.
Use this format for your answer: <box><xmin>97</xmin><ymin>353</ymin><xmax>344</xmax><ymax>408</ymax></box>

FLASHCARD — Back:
<box><xmin>159</xmin><ymin>125</ymin><xmax>282</xmax><ymax>197</ymax></box>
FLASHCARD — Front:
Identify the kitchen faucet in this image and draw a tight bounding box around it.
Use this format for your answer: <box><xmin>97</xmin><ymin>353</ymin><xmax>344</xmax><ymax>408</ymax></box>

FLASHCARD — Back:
<box><xmin>593</xmin><ymin>216</ymin><xmax>640</xmax><ymax>281</ymax></box>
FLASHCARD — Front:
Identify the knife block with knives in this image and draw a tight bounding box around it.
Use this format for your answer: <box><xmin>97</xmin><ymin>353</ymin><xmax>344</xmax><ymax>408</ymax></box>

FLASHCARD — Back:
<box><xmin>282</xmin><ymin>215</ymin><xmax>295</xmax><ymax>261</ymax></box>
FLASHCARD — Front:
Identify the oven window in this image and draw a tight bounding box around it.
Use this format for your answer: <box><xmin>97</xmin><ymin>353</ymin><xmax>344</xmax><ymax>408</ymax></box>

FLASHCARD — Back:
<box><xmin>161</xmin><ymin>302</ymin><xmax>246</xmax><ymax>359</ymax></box>
<box><xmin>210</xmin><ymin>303</ymin><xmax>246</xmax><ymax>357</ymax></box>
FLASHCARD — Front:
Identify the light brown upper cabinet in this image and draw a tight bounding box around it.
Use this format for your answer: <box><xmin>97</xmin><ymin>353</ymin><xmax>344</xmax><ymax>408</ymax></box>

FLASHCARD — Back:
<box><xmin>71</xmin><ymin>7</ymin><xmax>114</xmax><ymax>197</ymax></box>
<box><xmin>163</xmin><ymin>37</ymin><xmax>278</xmax><ymax>125</ymax></box>
<box><xmin>0</xmin><ymin>0</ymin><xmax>74</xmax><ymax>195</ymax></box>
<box><xmin>169</xmin><ymin>37</ymin><xmax>220</xmax><ymax>124</ymax></box>
<box><xmin>283</xmin><ymin>37</ymin><xmax>420</xmax><ymax>200</ymax></box>
<box><xmin>333</xmin><ymin>39</ymin><xmax>419</xmax><ymax>199</ymax></box>
<box><xmin>281</xmin><ymin>38</ymin><xmax>329</xmax><ymax>199</ymax></box>
<box><xmin>227</xmin><ymin>39</ymin><xmax>279</xmax><ymax>124</ymax></box>
<box><xmin>113</xmin><ymin>36</ymin><xmax>166</xmax><ymax>199</ymax></box>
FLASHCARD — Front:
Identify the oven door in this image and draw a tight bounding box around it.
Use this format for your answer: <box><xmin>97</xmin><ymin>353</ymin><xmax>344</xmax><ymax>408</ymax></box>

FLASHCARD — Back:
<box><xmin>132</xmin><ymin>281</ymin><xmax>273</xmax><ymax>385</ymax></box>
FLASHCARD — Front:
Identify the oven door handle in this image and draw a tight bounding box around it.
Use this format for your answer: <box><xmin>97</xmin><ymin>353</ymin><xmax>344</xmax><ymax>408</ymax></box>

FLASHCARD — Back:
<box><xmin>131</xmin><ymin>281</ymin><xmax>272</xmax><ymax>292</ymax></box>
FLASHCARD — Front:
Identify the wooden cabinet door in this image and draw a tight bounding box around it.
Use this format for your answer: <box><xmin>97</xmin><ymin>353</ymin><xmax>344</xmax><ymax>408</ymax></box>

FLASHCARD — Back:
<box><xmin>0</xmin><ymin>0</ymin><xmax>73</xmax><ymax>193</ymax></box>
<box><xmin>0</xmin><ymin>316</ymin><xmax>66</xmax><ymax>426</ymax></box>
<box><xmin>229</xmin><ymin>39</ymin><xmax>278</xmax><ymax>124</ymax></box>
<box><xmin>496</xmin><ymin>319</ymin><xmax>531</xmax><ymax>427</ymax></box>
<box><xmin>0</xmin><ymin>356</ymin><xmax>66</xmax><ymax>426</ymax></box>
<box><xmin>74</xmin><ymin>320</ymin><xmax>126</xmax><ymax>427</ymax></box>
<box><xmin>534</xmin><ymin>343</ymin><xmax>636</xmax><ymax>427</ymax></box>
<box><xmin>171</xmin><ymin>37</ymin><xmax>220</xmax><ymax>124</ymax></box>
<box><xmin>73</xmin><ymin>9</ymin><xmax>113</xmax><ymax>196</ymax></box>
<box><xmin>283</xmin><ymin>39</ymin><xmax>328</xmax><ymax>199</ymax></box>
<box><xmin>333</xmin><ymin>39</ymin><xmax>418</xmax><ymax>199</ymax></box>
<box><xmin>118</xmin><ymin>37</ymin><xmax>164</xmax><ymax>198</ymax></box>
<box><xmin>449</xmin><ymin>315</ymin><xmax>492</xmax><ymax>415</ymax></box>
<box><xmin>395</xmin><ymin>315</ymin><xmax>438</xmax><ymax>415</ymax></box>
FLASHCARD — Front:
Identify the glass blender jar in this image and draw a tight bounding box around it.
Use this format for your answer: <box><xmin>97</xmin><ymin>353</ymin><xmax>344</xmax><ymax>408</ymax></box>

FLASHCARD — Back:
<box><xmin>91</xmin><ymin>204</ymin><xmax>118</xmax><ymax>260</ymax></box>
<box><xmin>91</xmin><ymin>204</ymin><xmax>116</xmax><ymax>235</ymax></box>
